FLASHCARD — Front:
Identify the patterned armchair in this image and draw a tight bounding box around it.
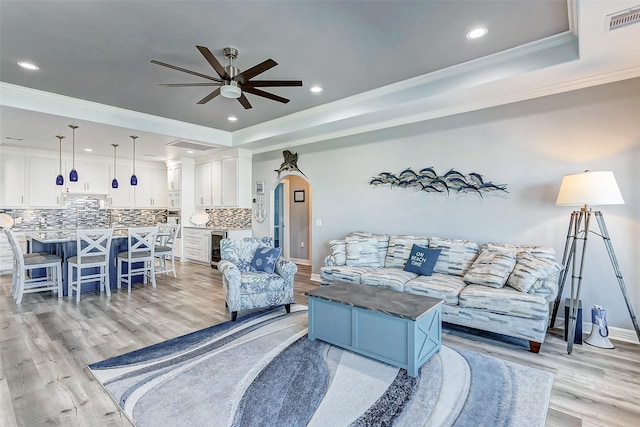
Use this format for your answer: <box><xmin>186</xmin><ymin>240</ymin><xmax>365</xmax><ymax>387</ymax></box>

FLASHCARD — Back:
<box><xmin>218</xmin><ymin>237</ymin><xmax>297</xmax><ymax>321</ymax></box>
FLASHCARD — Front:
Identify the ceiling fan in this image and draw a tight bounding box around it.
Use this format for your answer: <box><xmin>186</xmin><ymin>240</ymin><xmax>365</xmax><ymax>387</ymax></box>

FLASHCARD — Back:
<box><xmin>151</xmin><ymin>46</ymin><xmax>303</xmax><ymax>109</ymax></box>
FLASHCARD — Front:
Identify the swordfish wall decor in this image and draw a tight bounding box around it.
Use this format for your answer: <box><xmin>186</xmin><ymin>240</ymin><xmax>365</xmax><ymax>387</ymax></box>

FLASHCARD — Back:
<box><xmin>369</xmin><ymin>167</ymin><xmax>508</xmax><ymax>197</ymax></box>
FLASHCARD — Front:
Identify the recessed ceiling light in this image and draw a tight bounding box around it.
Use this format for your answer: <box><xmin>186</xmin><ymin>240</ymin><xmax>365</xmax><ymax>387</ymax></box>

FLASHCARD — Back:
<box><xmin>466</xmin><ymin>27</ymin><xmax>488</xmax><ymax>39</ymax></box>
<box><xmin>17</xmin><ymin>61</ymin><xmax>39</xmax><ymax>71</ymax></box>
<box><xmin>310</xmin><ymin>85</ymin><xmax>323</xmax><ymax>93</ymax></box>
<box><xmin>84</xmin><ymin>148</ymin><xmax>92</xmax><ymax>152</ymax></box>
<box><xmin>227</xmin><ymin>116</ymin><xmax>238</xmax><ymax>122</ymax></box>
<box><xmin>187</xmin><ymin>150</ymin><xmax>194</xmax><ymax>154</ymax></box>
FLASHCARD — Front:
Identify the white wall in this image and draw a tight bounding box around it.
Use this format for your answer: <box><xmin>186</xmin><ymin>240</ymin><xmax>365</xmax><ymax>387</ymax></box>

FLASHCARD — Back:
<box><xmin>252</xmin><ymin>77</ymin><xmax>640</xmax><ymax>330</ymax></box>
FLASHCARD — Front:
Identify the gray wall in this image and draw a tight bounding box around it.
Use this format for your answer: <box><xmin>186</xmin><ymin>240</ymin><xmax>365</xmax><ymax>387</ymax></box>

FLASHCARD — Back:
<box><xmin>288</xmin><ymin>175</ymin><xmax>310</xmax><ymax>260</ymax></box>
<box><xmin>252</xmin><ymin>77</ymin><xmax>640</xmax><ymax>330</ymax></box>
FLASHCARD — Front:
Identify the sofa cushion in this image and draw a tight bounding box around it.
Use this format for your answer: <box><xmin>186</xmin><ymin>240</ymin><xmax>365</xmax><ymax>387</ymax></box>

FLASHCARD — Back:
<box><xmin>329</xmin><ymin>239</ymin><xmax>347</xmax><ymax>266</ymax></box>
<box><xmin>404</xmin><ymin>273</ymin><xmax>466</xmax><ymax>305</ymax></box>
<box><xmin>360</xmin><ymin>268</ymin><xmax>418</xmax><ymax>292</ymax></box>
<box><xmin>384</xmin><ymin>235</ymin><xmax>429</xmax><ymax>268</ymax></box>
<box><xmin>320</xmin><ymin>265</ymin><xmax>375</xmax><ymax>285</ymax></box>
<box><xmin>459</xmin><ymin>284</ymin><xmax>549</xmax><ymax>320</ymax></box>
<box><xmin>403</xmin><ymin>245</ymin><xmax>441</xmax><ymax>276</ymax></box>
<box><xmin>507</xmin><ymin>251</ymin><xmax>563</xmax><ymax>293</ymax></box>
<box><xmin>350</xmin><ymin>232</ymin><xmax>390</xmax><ymax>266</ymax></box>
<box><xmin>250</xmin><ymin>246</ymin><xmax>281</xmax><ymax>274</ymax></box>
<box><xmin>345</xmin><ymin>236</ymin><xmax>381</xmax><ymax>267</ymax></box>
<box><xmin>463</xmin><ymin>248</ymin><xmax>516</xmax><ymax>288</ymax></box>
<box><xmin>429</xmin><ymin>237</ymin><xmax>479</xmax><ymax>276</ymax></box>
<box><xmin>485</xmin><ymin>242</ymin><xmax>556</xmax><ymax>261</ymax></box>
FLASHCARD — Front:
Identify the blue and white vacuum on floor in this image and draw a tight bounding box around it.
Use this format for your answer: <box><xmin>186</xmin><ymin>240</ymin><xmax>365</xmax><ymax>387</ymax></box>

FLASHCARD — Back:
<box><xmin>585</xmin><ymin>305</ymin><xmax>614</xmax><ymax>349</ymax></box>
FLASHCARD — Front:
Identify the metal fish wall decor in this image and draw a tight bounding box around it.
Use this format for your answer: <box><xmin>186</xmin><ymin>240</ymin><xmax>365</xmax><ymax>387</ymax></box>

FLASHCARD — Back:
<box><xmin>369</xmin><ymin>167</ymin><xmax>508</xmax><ymax>197</ymax></box>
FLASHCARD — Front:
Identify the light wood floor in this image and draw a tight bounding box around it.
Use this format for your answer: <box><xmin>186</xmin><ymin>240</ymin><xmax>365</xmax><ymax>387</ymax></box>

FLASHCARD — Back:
<box><xmin>1</xmin><ymin>262</ymin><xmax>638</xmax><ymax>426</ymax></box>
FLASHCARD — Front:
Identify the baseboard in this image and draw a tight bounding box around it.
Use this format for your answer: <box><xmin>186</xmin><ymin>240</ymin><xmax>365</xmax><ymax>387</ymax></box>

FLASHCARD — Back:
<box><xmin>291</xmin><ymin>258</ymin><xmax>311</xmax><ymax>266</ymax></box>
<box><xmin>554</xmin><ymin>316</ymin><xmax>639</xmax><ymax>344</ymax></box>
<box><xmin>310</xmin><ymin>273</ymin><xmax>321</xmax><ymax>282</ymax></box>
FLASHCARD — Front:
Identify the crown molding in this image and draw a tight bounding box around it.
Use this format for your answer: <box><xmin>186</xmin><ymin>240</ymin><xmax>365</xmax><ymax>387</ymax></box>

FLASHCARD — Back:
<box><xmin>0</xmin><ymin>82</ymin><xmax>232</xmax><ymax>146</ymax></box>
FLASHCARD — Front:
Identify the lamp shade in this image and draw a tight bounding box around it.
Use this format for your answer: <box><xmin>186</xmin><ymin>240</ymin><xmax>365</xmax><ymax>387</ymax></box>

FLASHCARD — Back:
<box><xmin>556</xmin><ymin>171</ymin><xmax>625</xmax><ymax>207</ymax></box>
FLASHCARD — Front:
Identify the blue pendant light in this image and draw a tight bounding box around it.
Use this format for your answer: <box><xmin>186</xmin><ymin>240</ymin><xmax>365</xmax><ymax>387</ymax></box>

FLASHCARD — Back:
<box><xmin>130</xmin><ymin>135</ymin><xmax>138</xmax><ymax>186</ymax></box>
<box><xmin>68</xmin><ymin>125</ymin><xmax>79</xmax><ymax>182</ymax></box>
<box><xmin>111</xmin><ymin>143</ymin><xmax>119</xmax><ymax>189</ymax></box>
<box><xmin>55</xmin><ymin>135</ymin><xmax>65</xmax><ymax>186</ymax></box>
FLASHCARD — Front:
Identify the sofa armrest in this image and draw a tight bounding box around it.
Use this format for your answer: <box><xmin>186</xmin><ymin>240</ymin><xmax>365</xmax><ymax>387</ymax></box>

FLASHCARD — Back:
<box><xmin>276</xmin><ymin>258</ymin><xmax>298</xmax><ymax>288</ymax></box>
<box><xmin>530</xmin><ymin>276</ymin><xmax>559</xmax><ymax>303</ymax></box>
<box><xmin>324</xmin><ymin>254</ymin><xmax>337</xmax><ymax>266</ymax></box>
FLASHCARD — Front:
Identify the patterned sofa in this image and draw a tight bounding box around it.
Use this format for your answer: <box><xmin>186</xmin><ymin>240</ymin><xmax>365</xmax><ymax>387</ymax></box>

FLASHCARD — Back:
<box><xmin>320</xmin><ymin>233</ymin><xmax>562</xmax><ymax>352</ymax></box>
<box><xmin>218</xmin><ymin>237</ymin><xmax>297</xmax><ymax>321</ymax></box>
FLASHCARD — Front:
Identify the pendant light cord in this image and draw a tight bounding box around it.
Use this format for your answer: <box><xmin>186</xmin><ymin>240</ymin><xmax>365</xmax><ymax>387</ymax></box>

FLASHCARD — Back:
<box><xmin>131</xmin><ymin>136</ymin><xmax>138</xmax><ymax>174</ymax></box>
<box><xmin>69</xmin><ymin>125</ymin><xmax>78</xmax><ymax>168</ymax></box>
<box><xmin>56</xmin><ymin>135</ymin><xmax>64</xmax><ymax>173</ymax></box>
<box><xmin>112</xmin><ymin>144</ymin><xmax>119</xmax><ymax>178</ymax></box>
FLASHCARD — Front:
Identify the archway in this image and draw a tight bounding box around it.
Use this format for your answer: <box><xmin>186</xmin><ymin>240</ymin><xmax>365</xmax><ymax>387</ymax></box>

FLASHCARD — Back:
<box><xmin>270</xmin><ymin>172</ymin><xmax>312</xmax><ymax>265</ymax></box>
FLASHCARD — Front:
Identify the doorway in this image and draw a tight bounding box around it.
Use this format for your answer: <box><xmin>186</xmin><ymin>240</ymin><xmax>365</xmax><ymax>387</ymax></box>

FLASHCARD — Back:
<box><xmin>272</xmin><ymin>174</ymin><xmax>311</xmax><ymax>265</ymax></box>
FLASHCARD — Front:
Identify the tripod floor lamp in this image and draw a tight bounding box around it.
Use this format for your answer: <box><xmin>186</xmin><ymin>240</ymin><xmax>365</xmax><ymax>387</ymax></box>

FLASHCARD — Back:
<box><xmin>550</xmin><ymin>170</ymin><xmax>639</xmax><ymax>354</ymax></box>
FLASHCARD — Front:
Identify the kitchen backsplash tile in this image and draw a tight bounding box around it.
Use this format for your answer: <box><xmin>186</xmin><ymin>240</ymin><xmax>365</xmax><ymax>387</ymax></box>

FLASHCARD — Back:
<box><xmin>205</xmin><ymin>208</ymin><xmax>251</xmax><ymax>228</ymax></box>
<box><xmin>0</xmin><ymin>197</ymin><xmax>166</xmax><ymax>231</ymax></box>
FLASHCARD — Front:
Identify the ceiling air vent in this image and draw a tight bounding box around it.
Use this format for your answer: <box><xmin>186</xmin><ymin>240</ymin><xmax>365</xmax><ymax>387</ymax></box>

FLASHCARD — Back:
<box><xmin>167</xmin><ymin>140</ymin><xmax>217</xmax><ymax>151</ymax></box>
<box><xmin>606</xmin><ymin>5</ymin><xmax>640</xmax><ymax>31</ymax></box>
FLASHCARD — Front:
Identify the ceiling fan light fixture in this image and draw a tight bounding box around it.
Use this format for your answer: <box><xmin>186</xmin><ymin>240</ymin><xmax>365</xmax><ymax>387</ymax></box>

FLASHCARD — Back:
<box><xmin>220</xmin><ymin>83</ymin><xmax>242</xmax><ymax>99</ymax></box>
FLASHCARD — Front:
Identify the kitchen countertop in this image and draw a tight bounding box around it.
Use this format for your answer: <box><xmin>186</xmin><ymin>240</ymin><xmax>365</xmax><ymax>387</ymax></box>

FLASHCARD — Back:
<box><xmin>183</xmin><ymin>226</ymin><xmax>252</xmax><ymax>231</ymax></box>
<box><xmin>27</xmin><ymin>228</ymin><xmax>129</xmax><ymax>243</ymax></box>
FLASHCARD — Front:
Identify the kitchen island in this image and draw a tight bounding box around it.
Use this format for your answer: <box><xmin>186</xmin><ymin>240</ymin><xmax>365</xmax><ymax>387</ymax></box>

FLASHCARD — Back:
<box><xmin>28</xmin><ymin>229</ymin><xmax>164</xmax><ymax>296</ymax></box>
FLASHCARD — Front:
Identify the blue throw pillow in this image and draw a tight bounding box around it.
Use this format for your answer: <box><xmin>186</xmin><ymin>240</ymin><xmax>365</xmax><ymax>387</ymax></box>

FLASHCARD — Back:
<box><xmin>250</xmin><ymin>246</ymin><xmax>282</xmax><ymax>273</ymax></box>
<box><xmin>403</xmin><ymin>245</ymin><xmax>441</xmax><ymax>276</ymax></box>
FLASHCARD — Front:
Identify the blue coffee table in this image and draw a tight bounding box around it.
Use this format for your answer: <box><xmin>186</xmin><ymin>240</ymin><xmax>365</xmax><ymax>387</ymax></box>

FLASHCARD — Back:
<box><xmin>306</xmin><ymin>282</ymin><xmax>442</xmax><ymax>377</ymax></box>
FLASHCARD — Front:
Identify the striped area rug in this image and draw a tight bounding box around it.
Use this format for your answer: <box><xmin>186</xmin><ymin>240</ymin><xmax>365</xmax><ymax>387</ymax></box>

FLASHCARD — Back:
<box><xmin>89</xmin><ymin>305</ymin><xmax>552</xmax><ymax>426</ymax></box>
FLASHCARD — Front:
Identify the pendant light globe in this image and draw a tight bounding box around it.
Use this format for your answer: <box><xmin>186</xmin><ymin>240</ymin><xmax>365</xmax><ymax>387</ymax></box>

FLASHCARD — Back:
<box><xmin>130</xmin><ymin>136</ymin><xmax>138</xmax><ymax>186</ymax></box>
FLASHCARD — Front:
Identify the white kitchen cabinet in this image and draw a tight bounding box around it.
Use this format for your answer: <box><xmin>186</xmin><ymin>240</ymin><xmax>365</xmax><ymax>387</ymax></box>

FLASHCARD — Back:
<box><xmin>195</xmin><ymin>153</ymin><xmax>251</xmax><ymax>208</ymax></box>
<box><xmin>183</xmin><ymin>228</ymin><xmax>211</xmax><ymax>264</ymax></box>
<box><xmin>64</xmin><ymin>160</ymin><xmax>108</xmax><ymax>194</ymax></box>
<box><xmin>221</xmin><ymin>157</ymin><xmax>238</xmax><ymax>207</ymax></box>
<box><xmin>227</xmin><ymin>229</ymin><xmax>252</xmax><ymax>239</ymax></box>
<box><xmin>167</xmin><ymin>164</ymin><xmax>182</xmax><ymax>191</ymax></box>
<box><xmin>0</xmin><ymin>154</ymin><xmax>27</xmax><ymax>207</ymax></box>
<box><xmin>211</xmin><ymin>160</ymin><xmax>222</xmax><ymax>207</ymax></box>
<box><xmin>195</xmin><ymin>163</ymin><xmax>212</xmax><ymax>208</ymax></box>
<box><xmin>28</xmin><ymin>157</ymin><xmax>63</xmax><ymax>207</ymax></box>
<box><xmin>168</xmin><ymin>191</ymin><xmax>181</xmax><ymax>208</ymax></box>
<box><xmin>134</xmin><ymin>166</ymin><xmax>167</xmax><ymax>208</ymax></box>
<box><xmin>173</xmin><ymin>237</ymin><xmax>182</xmax><ymax>260</ymax></box>
<box><xmin>107</xmin><ymin>165</ymin><xmax>134</xmax><ymax>208</ymax></box>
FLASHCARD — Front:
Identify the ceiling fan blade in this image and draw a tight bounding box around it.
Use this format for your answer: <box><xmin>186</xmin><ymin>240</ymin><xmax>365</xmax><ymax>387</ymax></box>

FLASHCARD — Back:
<box><xmin>196</xmin><ymin>46</ymin><xmax>229</xmax><ymax>80</ymax></box>
<box><xmin>237</xmin><ymin>94</ymin><xmax>252</xmax><ymax>109</ymax></box>
<box><xmin>159</xmin><ymin>83</ymin><xmax>221</xmax><ymax>87</ymax></box>
<box><xmin>235</xmin><ymin>59</ymin><xmax>277</xmax><ymax>83</ymax></box>
<box><xmin>151</xmin><ymin>60</ymin><xmax>222</xmax><ymax>82</ymax></box>
<box><xmin>242</xmin><ymin>86</ymin><xmax>290</xmax><ymax>104</ymax></box>
<box><xmin>242</xmin><ymin>80</ymin><xmax>303</xmax><ymax>87</ymax></box>
<box><xmin>197</xmin><ymin>88</ymin><xmax>221</xmax><ymax>104</ymax></box>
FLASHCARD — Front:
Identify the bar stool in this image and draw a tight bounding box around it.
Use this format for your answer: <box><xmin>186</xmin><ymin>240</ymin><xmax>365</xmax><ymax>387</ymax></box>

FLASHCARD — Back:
<box><xmin>155</xmin><ymin>224</ymin><xmax>179</xmax><ymax>278</ymax></box>
<box><xmin>67</xmin><ymin>229</ymin><xmax>113</xmax><ymax>302</ymax></box>
<box><xmin>117</xmin><ymin>227</ymin><xmax>157</xmax><ymax>292</ymax></box>
<box><xmin>4</xmin><ymin>228</ymin><xmax>63</xmax><ymax>304</ymax></box>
